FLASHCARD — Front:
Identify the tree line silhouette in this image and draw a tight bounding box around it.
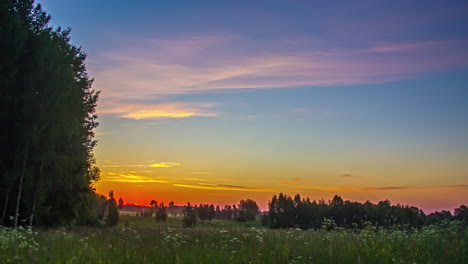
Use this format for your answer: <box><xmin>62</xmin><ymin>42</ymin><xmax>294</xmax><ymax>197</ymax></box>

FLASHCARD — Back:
<box><xmin>267</xmin><ymin>193</ymin><xmax>467</xmax><ymax>229</ymax></box>
<box><xmin>128</xmin><ymin>194</ymin><xmax>467</xmax><ymax>229</ymax></box>
<box><xmin>1</xmin><ymin>0</ymin><xmax>101</xmax><ymax>227</ymax></box>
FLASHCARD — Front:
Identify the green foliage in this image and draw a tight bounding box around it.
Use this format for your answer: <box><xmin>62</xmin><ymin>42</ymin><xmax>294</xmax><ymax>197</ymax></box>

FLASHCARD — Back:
<box><xmin>237</xmin><ymin>199</ymin><xmax>259</xmax><ymax>221</ymax></box>
<box><xmin>268</xmin><ymin>193</ymin><xmax>431</xmax><ymax>230</ymax></box>
<box><xmin>261</xmin><ymin>213</ymin><xmax>268</xmax><ymax>227</ymax></box>
<box><xmin>214</xmin><ymin>205</ymin><xmax>235</xmax><ymax>220</ymax></box>
<box><xmin>321</xmin><ymin>217</ymin><xmax>336</xmax><ymax>231</ymax></box>
<box><xmin>0</xmin><ymin>217</ymin><xmax>466</xmax><ymax>263</ymax></box>
<box><xmin>196</xmin><ymin>204</ymin><xmax>214</xmax><ymax>222</ymax></box>
<box><xmin>106</xmin><ymin>198</ymin><xmax>119</xmax><ymax>227</ymax></box>
<box><xmin>268</xmin><ymin>193</ymin><xmax>295</xmax><ymax>228</ymax></box>
<box><xmin>182</xmin><ymin>203</ymin><xmax>197</xmax><ymax>228</ymax></box>
<box><xmin>0</xmin><ymin>0</ymin><xmax>100</xmax><ymax>227</ymax></box>
<box><xmin>155</xmin><ymin>204</ymin><xmax>168</xmax><ymax>222</ymax></box>
<box><xmin>454</xmin><ymin>205</ymin><xmax>468</xmax><ymax>224</ymax></box>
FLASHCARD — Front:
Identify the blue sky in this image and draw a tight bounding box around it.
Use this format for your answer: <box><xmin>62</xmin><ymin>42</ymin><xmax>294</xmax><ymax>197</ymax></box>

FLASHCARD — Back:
<box><xmin>38</xmin><ymin>0</ymin><xmax>468</xmax><ymax>211</ymax></box>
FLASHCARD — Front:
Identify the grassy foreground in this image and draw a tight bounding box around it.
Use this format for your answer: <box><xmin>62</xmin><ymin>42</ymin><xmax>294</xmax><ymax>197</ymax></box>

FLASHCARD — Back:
<box><xmin>1</xmin><ymin>216</ymin><xmax>466</xmax><ymax>264</ymax></box>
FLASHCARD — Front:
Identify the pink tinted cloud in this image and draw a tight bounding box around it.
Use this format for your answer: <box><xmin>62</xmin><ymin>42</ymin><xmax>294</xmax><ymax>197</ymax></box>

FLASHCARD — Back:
<box><xmin>93</xmin><ymin>34</ymin><xmax>468</xmax><ymax>114</ymax></box>
<box><xmin>370</xmin><ymin>41</ymin><xmax>450</xmax><ymax>53</ymax></box>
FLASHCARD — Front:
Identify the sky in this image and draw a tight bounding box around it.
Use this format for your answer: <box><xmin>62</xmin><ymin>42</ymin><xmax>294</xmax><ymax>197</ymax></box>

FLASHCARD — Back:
<box><xmin>38</xmin><ymin>0</ymin><xmax>468</xmax><ymax>213</ymax></box>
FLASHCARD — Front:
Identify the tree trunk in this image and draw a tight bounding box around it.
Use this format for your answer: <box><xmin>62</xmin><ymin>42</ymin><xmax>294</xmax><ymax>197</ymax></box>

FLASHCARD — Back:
<box><xmin>29</xmin><ymin>200</ymin><xmax>35</xmax><ymax>226</ymax></box>
<box><xmin>1</xmin><ymin>187</ymin><xmax>10</xmax><ymax>225</ymax></box>
<box><xmin>29</xmin><ymin>158</ymin><xmax>44</xmax><ymax>227</ymax></box>
<box><xmin>13</xmin><ymin>144</ymin><xmax>29</xmax><ymax>229</ymax></box>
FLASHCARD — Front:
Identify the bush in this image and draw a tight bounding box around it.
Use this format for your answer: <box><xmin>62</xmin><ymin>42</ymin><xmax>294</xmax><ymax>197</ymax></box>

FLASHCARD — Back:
<box><xmin>106</xmin><ymin>199</ymin><xmax>119</xmax><ymax>227</ymax></box>
<box><xmin>182</xmin><ymin>203</ymin><xmax>197</xmax><ymax>228</ymax></box>
<box><xmin>156</xmin><ymin>206</ymin><xmax>168</xmax><ymax>222</ymax></box>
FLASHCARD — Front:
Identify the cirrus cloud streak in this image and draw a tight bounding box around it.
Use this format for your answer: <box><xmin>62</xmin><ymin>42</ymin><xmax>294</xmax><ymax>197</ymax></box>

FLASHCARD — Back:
<box><xmin>93</xmin><ymin>36</ymin><xmax>468</xmax><ymax>99</ymax></box>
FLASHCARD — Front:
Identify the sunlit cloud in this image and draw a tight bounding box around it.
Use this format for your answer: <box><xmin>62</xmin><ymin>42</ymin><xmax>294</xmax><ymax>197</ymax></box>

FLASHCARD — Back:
<box><xmin>101</xmin><ymin>161</ymin><xmax>182</xmax><ymax>168</ymax></box>
<box><xmin>102</xmin><ymin>164</ymin><xmax>146</xmax><ymax>168</ymax></box>
<box><xmin>104</xmin><ymin>172</ymin><xmax>169</xmax><ymax>183</ymax></box>
<box><xmin>150</xmin><ymin>162</ymin><xmax>181</xmax><ymax>168</ymax></box>
<box><xmin>218</xmin><ymin>184</ymin><xmax>251</xmax><ymax>189</ymax></box>
<box><xmin>215</xmin><ymin>178</ymin><xmax>240</xmax><ymax>181</ymax></box>
<box><xmin>173</xmin><ymin>183</ymin><xmax>278</xmax><ymax>192</ymax></box>
<box><xmin>100</xmin><ymin>102</ymin><xmax>219</xmax><ymax>120</ymax></box>
<box><xmin>180</xmin><ymin>178</ymin><xmax>209</xmax><ymax>181</ymax></box>
<box><xmin>184</xmin><ymin>172</ymin><xmax>209</xmax><ymax>175</ymax></box>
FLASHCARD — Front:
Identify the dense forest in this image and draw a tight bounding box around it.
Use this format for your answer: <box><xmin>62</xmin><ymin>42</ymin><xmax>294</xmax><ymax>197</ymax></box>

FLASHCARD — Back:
<box><xmin>129</xmin><ymin>194</ymin><xmax>467</xmax><ymax>230</ymax></box>
<box><xmin>0</xmin><ymin>0</ymin><xmax>104</xmax><ymax>227</ymax></box>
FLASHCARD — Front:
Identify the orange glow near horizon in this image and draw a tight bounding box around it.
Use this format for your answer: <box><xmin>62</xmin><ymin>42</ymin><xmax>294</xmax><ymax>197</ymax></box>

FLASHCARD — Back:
<box><xmin>94</xmin><ymin>167</ymin><xmax>468</xmax><ymax>213</ymax></box>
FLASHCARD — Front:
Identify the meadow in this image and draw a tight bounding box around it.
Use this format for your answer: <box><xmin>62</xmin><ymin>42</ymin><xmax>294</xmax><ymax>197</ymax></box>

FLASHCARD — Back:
<box><xmin>1</xmin><ymin>216</ymin><xmax>466</xmax><ymax>264</ymax></box>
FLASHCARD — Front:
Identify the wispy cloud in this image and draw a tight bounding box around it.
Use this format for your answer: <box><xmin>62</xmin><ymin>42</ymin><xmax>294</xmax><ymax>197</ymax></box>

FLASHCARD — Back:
<box><xmin>184</xmin><ymin>172</ymin><xmax>209</xmax><ymax>175</ymax></box>
<box><xmin>104</xmin><ymin>172</ymin><xmax>169</xmax><ymax>183</ymax></box>
<box><xmin>444</xmin><ymin>185</ymin><xmax>468</xmax><ymax>189</ymax></box>
<box><xmin>369</xmin><ymin>40</ymin><xmax>450</xmax><ymax>53</ymax></box>
<box><xmin>93</xmin><ymin>35</ymin><xmax>468</xmax><ymax>102</ymax></box>
<box><xmin>92</xmin><ymin>34</ymin><xmax>468</xmax><ymax>125</ymax></box>
<box><xmin>217</xmin><ymin>184</ymin><xmax>251</xmax><ymax>189</ymax></box>
<box><xmin>102</xmin><ymin>161</ymin><xmax>182</xmax><ymax>168</ymax></box>
<box><xmin>173</xmin><ymin>183</ymin><xmax>277</xmax><ymax>192</ymax></box>
<box><xmin>366</xmin><ymin>186</ymin><xmax>408</xmax><ymax>190</ymax></box>
<box><xmin>180</xmin><ymin>178</ymin><xmax>208</xmax><ymax>181</ymax></box>
<box><xmin>150</xmin><ymin>162</ymin><xmax>181</xmax><ymax>168</ymax></box>
<box><xmin>100</xmin><ymin>102</ymin><xmax>219</xmax><ymax>120</ymax></box>
<box><xmin>278</xmin><ymin>182</ymin><xmax>408</xmax><ymax>191</ymax></box>
<box><xmin>278</xmin><ymin>182</ymin><xmax>468</xmax><ymax>192</ymax></box>
<box><xmin>102</xmin><ymin>164</ymin><xmax>146</xmax><ymax>168</ymax></box>
<box><xmin>215</xmin><ymin>178</ymin><xmax>240</xmax><ymax>181</ymax></box>
<box><xmin>339</xmin><ymin>174</ymin><xmax>360</xmax><ymax>178</ymax></box>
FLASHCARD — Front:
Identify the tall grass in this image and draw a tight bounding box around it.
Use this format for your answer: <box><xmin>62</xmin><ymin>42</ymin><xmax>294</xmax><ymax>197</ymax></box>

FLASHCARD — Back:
<box><xmin>1</xmin><ymin>216</ymin><xmax>466</xmax><ymax>263</ymax></box>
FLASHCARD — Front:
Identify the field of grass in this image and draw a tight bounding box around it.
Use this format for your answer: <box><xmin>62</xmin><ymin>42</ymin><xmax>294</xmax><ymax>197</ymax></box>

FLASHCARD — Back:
<box><xmin>1</xmin><ymin>216</ymin><xmax>466</xmax><ymax>263</ymax></box>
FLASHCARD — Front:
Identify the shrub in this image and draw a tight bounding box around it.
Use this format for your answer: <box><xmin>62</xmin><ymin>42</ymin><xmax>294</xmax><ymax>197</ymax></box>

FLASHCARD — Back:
<box><xmin>106</xmin><ymin>199</ymin><xmax>119</xmax><ymax>227</ymax></box>
<box><xmin>182</xmin><ymin>203</ymin><xmax>197</xmax><ymax>227</ymax></box>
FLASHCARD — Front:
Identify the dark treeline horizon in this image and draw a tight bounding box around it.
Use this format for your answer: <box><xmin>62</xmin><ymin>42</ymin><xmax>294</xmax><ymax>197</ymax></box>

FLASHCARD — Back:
<box><xmin>118</xmin><ymin>195</ymin><xmax>464</xmax><ymax>215</ymax></box>
<box><xmin>122</xmin><ymin>193</ymin><xmax>468</xmax><ymax>229</ymax></box>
